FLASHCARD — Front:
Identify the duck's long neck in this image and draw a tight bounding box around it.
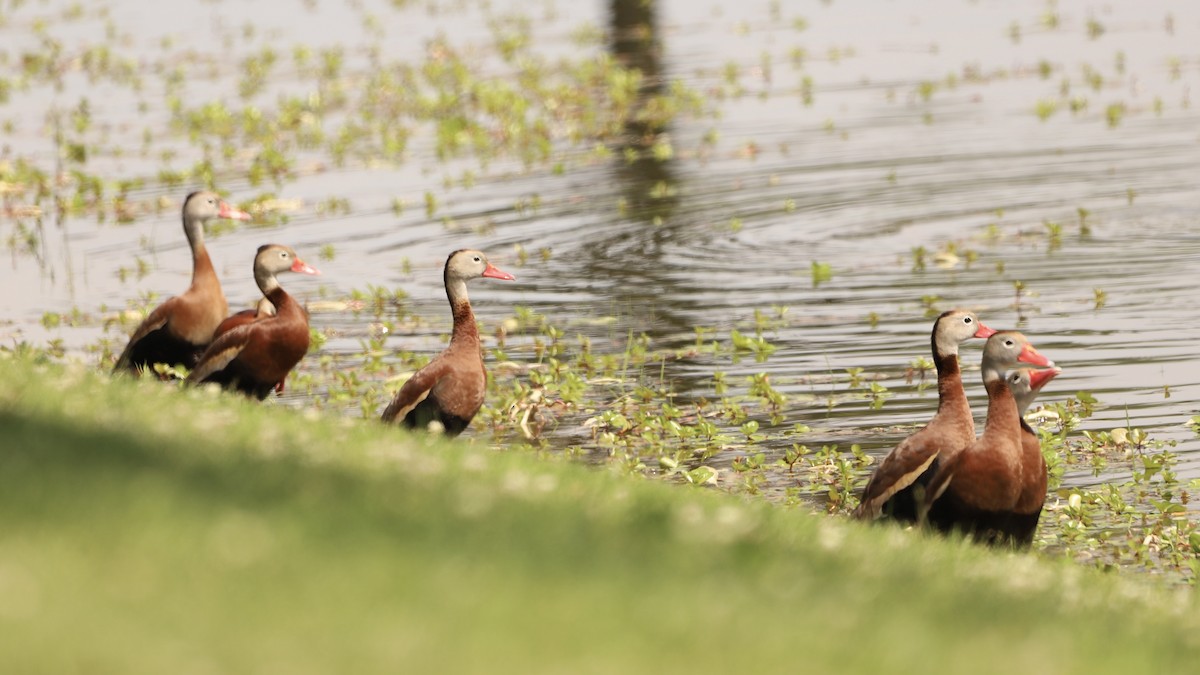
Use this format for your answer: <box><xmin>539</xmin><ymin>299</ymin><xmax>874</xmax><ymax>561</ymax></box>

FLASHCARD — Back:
<box><xmin>184</xmin><ymin>217</ymin><xmax>216</xmax><ymax>288</ymax></box>
<box><xmin>257</xmin><ymin>270</ymin><xmax>296</xmax><ymax>314</ymax></box>
<box><xmin>262</xmin><ymin>285</ymin><xmax>299</xmax><ymax>321</ymax></box>
<box><xmin>980</xmin><ymin>376</ymin><xmax>1021</xmax><ymax>445</ymax></box>
<box><xmin>255</xmin><ymin>267</ymin><xmax>279</xmax><ymax>298</ymax></box>
<box><xmin>446</xmin><ymin>275</ymin><xmax>479</xmax><ymax>347</ymax></box>
<box><xmin>931</xmin><ymin>326</ymin><xmax>969</xmax><ymax>415</ymax></box>
<box><xmin>933</xmin><ymin>347</ymin><xmax>969</xmax><ymax>416</ymax></box>
<box><xmin>1013</xmin><ymin>390</ymin><xmax>1038</xmax><ymax>436</ymax></box>
<box><xmin>1019</xmin><ymin>418</ymin><xmax>1035</xmax><ymax>436</ymax></box>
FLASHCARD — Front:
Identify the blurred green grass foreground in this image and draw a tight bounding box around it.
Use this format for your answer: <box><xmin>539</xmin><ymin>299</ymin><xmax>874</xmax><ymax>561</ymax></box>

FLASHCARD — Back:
<box><xmin>0</xmin><ymin>356</ymin><xmax>1196</xmax><ymax>673</ymax></box>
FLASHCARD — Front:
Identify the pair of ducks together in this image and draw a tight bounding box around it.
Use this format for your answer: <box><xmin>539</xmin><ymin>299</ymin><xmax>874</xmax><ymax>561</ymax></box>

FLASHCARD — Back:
<box><xmin>853</xmin><ymin>310</ymin><xmax>1061</xmax><ymax>547</ymax></box>
<box><xmin>113</xmin><ymin>191</ymin><xmax>515</xmax><ymax>434</ymax></box>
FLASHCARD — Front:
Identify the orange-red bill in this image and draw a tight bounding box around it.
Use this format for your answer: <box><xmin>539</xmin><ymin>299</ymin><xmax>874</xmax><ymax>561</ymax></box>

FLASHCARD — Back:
<box><xmin>218</xmin><ymin>201</ymin><xmax>252</xmax><ymax>221</ymax></box>
<box><xmin>1028</xmin><ymin>366</ymin><xmax>1062</xmax><ymax>391</ymax></box>
<box><xmin>973</xmin><ymin>323</ymin><xmax>997</xmax><ymax>339</ymax></box>
<box><xmin>1018</xmin><ymin>343</ymin><xmax>1054</xmax><ymax>368</ymax></box>
<box><xmin>482</xmin><ymin>263</ymin><xmax>515</xmax><ymax>281</ymax></box>
<box><xmin>290</xmin><ymin>259</ymin><xmax>321</xmax><ymax>275</ymax></box>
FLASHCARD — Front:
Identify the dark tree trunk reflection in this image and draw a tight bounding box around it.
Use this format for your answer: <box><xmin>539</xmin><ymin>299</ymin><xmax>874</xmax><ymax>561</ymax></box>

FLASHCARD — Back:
<box><xmin>583</xmin><ymin>0</ymin><xmax>706</xmax><ymax>342</ymax></box>
<box><xmin>610</xmin><ymin>0</ymin><xmax>677</xmax><ymax>225</ymax></box>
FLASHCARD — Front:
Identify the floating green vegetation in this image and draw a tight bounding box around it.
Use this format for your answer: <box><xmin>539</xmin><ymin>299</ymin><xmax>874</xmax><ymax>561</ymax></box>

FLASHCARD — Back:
<box><xmin>1105</xmin><ymin>102</ymin><xmax>1126</xmax><ymax>128</ymax></box>
<box><xmin>1036</xmin><ymin>395</ymin><xmax>1200</xmax><ymax>580</ymax></box>
<box><xmin>0</xmin><ymin>1</ymin><xmax>712</xmax><ymax>235</ymax></box>
<box><xmin>810</xmin><ymin>261</ymin><xmax>832</xmax><ymax>287</ymax></box>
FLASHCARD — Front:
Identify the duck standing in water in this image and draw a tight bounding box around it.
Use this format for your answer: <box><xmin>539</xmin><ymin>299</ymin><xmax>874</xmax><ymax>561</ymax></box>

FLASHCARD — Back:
<box><xmin>381</xmin><ymin>249</ymin><xmax>515</xmax><ymax>436</ymax></box>
<box><xmin>854</xmin><ymin>310</ymin><xmax>995</xmax><ymax>522</ymax></box>
<box><xmin>185</xmin><ymin>245</ymin><xmax>320</xmax><ymax>399</ymax></box>
<box><xmin>114</xmin><ymin>191</ymin><xmax>251</xmax><ymax>375</ymax></box>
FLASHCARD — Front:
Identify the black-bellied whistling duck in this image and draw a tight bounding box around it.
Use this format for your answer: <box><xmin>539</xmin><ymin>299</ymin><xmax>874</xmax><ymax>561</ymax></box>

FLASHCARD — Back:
<box><xmin>1006</xmin><ymin>366</ymin><xmax>1062</xmax><ymax>546</ymax></box>
<box><xmin>921</xmin><ymin>331</ymin><xmax>1056</xmax><ymax>545</ymax></box>
<box><xmin>381</xmin><ymin>249</ymin><xmax>515</xmax><ymax>436</ymax></box>
<box><xmin>185</xmin><ymin>245</ymin><xmax>319</xmax><ymax>399</ymax></box>
<box><xmin>113</xmin><ymin>191</ymin><xmax>251</xmax><ymax>375</ymax></box>
<box><xmin>853</xmin><ymin>309</ymin><xmax>996</xmax><ymax>522</ymax></box>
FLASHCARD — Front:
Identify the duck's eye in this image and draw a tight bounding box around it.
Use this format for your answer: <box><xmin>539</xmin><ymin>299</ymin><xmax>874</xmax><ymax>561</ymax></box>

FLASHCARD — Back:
<box><xmin>1005</xmin><ymin>340</ymin><xmax>1014</xmax><ymax>347</ymax></box>
<box><xmin>473</xmin><ymin>256</ymin><xmax>481</xmax><ymax>263</ymax></box>
<box><xmin>963</xmin><ymin>316</ymin><xmax>973</xmax><ymax>324</ymax></box>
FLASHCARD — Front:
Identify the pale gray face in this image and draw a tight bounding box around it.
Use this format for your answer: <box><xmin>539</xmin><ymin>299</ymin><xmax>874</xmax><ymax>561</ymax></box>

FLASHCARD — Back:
<box><xmin>254</xmin><ymin>244</ymin><xmax>319</xmax><ymax>277</ymax></box>
<box><xmin>447</xmin><ymin>250</ymin><xmax>491</xmax><ymax>282</ymax></box>
<box><xmin>934</xmin><ymin>309</ymin><xmax>986</xmax><ymax>354</ymax></box>
<box><xmin>184</xmin><ymin>191</ymin><xmax>225</xmax><ymax>222</ymax></box>
<box><xmin>1007</xmin><ymin>369</ymin><xmax>1034</xmax><ymax>396</ymax></box>
<box><xmin>256</xmin><ymin>245</ymin><xmax>301</xmax><ymax>276</ymax></box>
<box><xmin>984</xmin><ymin>331</ymin><xmax>1033</xmax><ymax>369</ymax></box>
<box><xmin>1007</xmin><ymin>366</ymin><xmax>1062</xmax><ymax>413</ymax></box>
<box><xmin>446</xmin><ymin>249</ymin><xmax>514</xmax><ymax>283</ymax></box>
<box><xmin>1006</xmin><ymin>369</ymin><xmax>1036</xmax><ymax>415</ymax></box>
<box><xmin>183</xmin><ymin>191</ymin><xmax>251</xmax><ymax>225</ymax></box>
<box><xmin>251</xmin><ymin>244</ymin><xmax>319</xmax><ymax>290</ymax></box>
<box><xmin>981</xmin><ymin>331</ymin><xmax>1054</xmax><ymax>380</ymax></box>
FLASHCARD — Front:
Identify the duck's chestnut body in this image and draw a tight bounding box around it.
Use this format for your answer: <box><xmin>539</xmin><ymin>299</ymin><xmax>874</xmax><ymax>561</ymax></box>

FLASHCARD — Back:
<box><xmin>923</xmin><ymin>332</ymin><xmax>1055</xmax><ymax>545</ymax></box>
<box><xmin>113</xmin><ymin>191</ymin><xmax>250</xmax><ymax>375</ymax></box>
<box><xmin>186</xmin><ymin>245</ymin><xmax>319</xmax><ymax>399</ymax></box>
<box><xmin>1005</xmin><ymin>367</ymin><xmax>1062</xmax><ymax>546</ymax></box>
<box><xmin>381</xmin><ymin>249</ymin><xmax>515</xmax><ymax>436</ymax></box>
<box><xmin>854</xmin><ymin>310</ymin><xmax>995</xmax><ymax>522</ymax></box>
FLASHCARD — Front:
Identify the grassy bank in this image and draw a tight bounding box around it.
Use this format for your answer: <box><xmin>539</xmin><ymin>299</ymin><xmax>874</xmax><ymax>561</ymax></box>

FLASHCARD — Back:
<box><xmin>0</xmin><ymin>356</ymin><xmax>1196</xmax><ymax>673</ymax></box>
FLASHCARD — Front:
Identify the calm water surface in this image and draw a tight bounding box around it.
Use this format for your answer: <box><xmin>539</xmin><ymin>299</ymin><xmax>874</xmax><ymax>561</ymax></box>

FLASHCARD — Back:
<box><xmin>3</xmin><ymin>0</ymin><xmax>1200</xmax><ymax>497</ymax></box>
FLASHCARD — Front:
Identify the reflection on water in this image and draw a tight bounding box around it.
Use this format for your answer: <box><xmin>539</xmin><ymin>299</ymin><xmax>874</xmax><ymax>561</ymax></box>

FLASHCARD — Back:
<box><xmin>591</xmin><ymin>0</ymin><xmax>690</xmax><ymax>335</ymax></box>
<box><xmin>609</xmin><ymin>0</ymin><xmax>675</xmax><ymax>223</ymax></box>
<box><xmin>2</xmin><ymin>0</ymin><xmax>1200</xmax><ymax>497</ymax></box>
